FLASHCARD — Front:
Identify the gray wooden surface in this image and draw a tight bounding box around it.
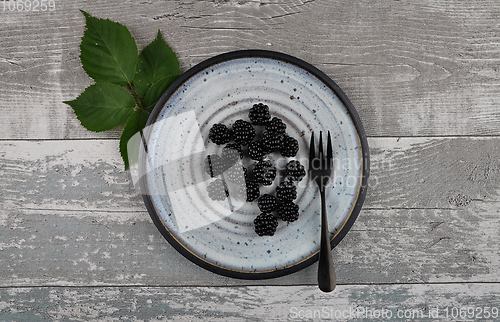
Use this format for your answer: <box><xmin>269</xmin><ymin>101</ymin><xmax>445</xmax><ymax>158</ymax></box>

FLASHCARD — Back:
<box><xmin>1</xmin><ymin>0</ymin><xmax>499</xmax><ymax>320</ymax></box>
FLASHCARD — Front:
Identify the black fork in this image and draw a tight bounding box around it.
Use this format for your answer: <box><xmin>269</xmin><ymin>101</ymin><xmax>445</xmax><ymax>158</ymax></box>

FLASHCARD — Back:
<box><xmin>309</xmin><ymin>131</ymin><xmax>336</xmax><ymax>292</ymax></box>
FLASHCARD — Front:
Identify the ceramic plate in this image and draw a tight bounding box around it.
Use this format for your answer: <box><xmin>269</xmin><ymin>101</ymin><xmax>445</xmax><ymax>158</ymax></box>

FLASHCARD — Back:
<box><xmin>139</xmin><ymin>50</ymin><xmax>369</xmax><ymax>279</ymax></box>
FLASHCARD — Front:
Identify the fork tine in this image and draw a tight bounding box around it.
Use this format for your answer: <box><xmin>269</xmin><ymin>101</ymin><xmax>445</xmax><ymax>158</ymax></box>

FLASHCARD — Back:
<box><xmin>327</xmin><ymin>131</ymin><xmax>333</xmax><ymax>166</ymax></box>
<box><xmin>318</xmin><ymin>131</ymin><xmax>324</xmax><ymax>159</ymax></box>
<box><xmin>309</xmin><ymin>131</ymin><xmax>315</xmax><ymax>166</ymax></box>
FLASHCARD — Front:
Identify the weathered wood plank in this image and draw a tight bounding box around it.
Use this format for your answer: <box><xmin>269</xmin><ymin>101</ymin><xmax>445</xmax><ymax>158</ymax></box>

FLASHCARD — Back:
<box><xmin>367</xmin><ymin>137</ymin><xmax>500</xmax><ymax>209</ymax></box>
<box><xmin>0</xmin><ymin>139</ymin><xmax>499</xmax><ymax>286</ymax></box>
<box><xmin>0</xmin><ymin>0</ymin><xmax>499</xmax><ymax>139</ymax></box>
<box><xmin>0</xmin><ymin>284</ymin><xmax>499</xmax><ymax>321</ymax></box>
<box><xmin>0</xmin><ymin>207</ymin><xmax>498</xmax><ymax>286</ymax></box>
<box><xmin>0</xmin><ymin>140</ymin><xmax>143</xmax><ymax>212</ymax></box>
<box><xmin>1</xmin><ymin>138</ymin><xmax>499</xmax><ymax>212</ymax></box>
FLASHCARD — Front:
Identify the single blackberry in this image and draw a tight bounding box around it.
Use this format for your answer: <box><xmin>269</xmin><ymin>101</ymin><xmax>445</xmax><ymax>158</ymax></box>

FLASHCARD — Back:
<box><xmin>265</xmin><ymin>117</ymin><xmax>286</xmax><ymax>135</ymax></box>
<box><xmin>253</xmin><ymin>160</ymin><xmax>277</xmax><ymax>186</ymax></box>
<box><xmin>277</xmin><ymin>202</ymin><xmax>300</xmax><ymax>222</ymax></box>
<box><xmin>208</xmin><ymin>123</ymin><xmax>231</xmax><ymax>145</ymax></box>
<box><xmin>224</xmin><ymin>164</ymin><xmax>247</xmax><ymax>185</ymax></box>
<box><xmin>258</xmin><ymin>194</ymin><xmax>278</xmax><ymax>213</ymax></box>
<box><xmin>232</xmin><ymin>119</ymin><xmax>255</xmax><ymax>145</ymax></box>
<box><xmin>204</xmin><ymin>154</ymin><xmax>224</xmax><ymax>177</ymax></box>
<box><xmin>280</xmin><ymin>135</ymin><xmax>299</xmax><ymax>157</ymax></box>
<box><xmin>249</xmin><ymin>103</ymin><xmax>271</xmax><ymax>125</ymax></box>
<box><xmin>285</xmin><ymin>160</ymin><xmax>306</xmax><ymax>182</ymax></box>
<box><xmin>254</xmin><ymin>213</ymin><xmax>279</xmax><ymax>236</ymax></box>
<box><xmin>206</xmin><ymin>179</ymin><xmax>229</xmax><ymax>201</ymax></box>
<box><xmin>248</xmin><ymin>141</ymin><xmax>266</xmax><ymax>161</ymax></box>
<box><xmin>276</xmin><ymin>180</ymin><xmax>297</xmax><ymax>202</ymax></box>
<box><xmin>262</xmin><ymin>130</ymin><xmax>284</xmax><ymax>153</ymax></box>
<box><xmin>221</xmin><ymin>143</ymin><xmax>243</xmax><ymax>169</ymax></box>
<box><xmin>239</xmin><ymin>180</ymin><xmax>260</xmax><ymax>202</ymax></box>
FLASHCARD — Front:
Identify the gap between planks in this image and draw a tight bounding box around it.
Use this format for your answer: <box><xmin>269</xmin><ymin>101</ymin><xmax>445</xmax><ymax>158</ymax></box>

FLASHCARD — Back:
<box><xmin>1</xmin><ymin>281</ymin><xmax>500</xmax><ymax>289</ymax></box>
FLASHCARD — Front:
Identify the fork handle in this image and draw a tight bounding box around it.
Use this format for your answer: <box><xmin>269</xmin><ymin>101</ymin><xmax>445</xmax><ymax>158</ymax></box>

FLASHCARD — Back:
<box><xmin>318</xmin><ymin>188</ymin><xmax>336</xmax><ymax>292</ymax></box>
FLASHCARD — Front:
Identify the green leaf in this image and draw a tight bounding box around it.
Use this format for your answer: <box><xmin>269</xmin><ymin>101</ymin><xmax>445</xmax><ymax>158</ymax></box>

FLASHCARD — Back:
<box><xmin>135</xmin><ymin>30</ymin><xmax>180</xmax><ymax>98</ymax></box>
<box><xmin>143</xmin><ymin>75</ymin><xmax>178</xmax><ymax>111</ymax></box>
<box><xmin>64</xmin><ymin>83</ymin><xmax>135</xmax><ymax>132</ymax></box>
<box><xmin>120</xmin><ymin>109</ymin><xmax>150</xmax><ymax>170</ymax></box>
<box><xmin>80</xmin><ymin>10</ymin><xmax>138</xmax><ymax>86</ymax></box>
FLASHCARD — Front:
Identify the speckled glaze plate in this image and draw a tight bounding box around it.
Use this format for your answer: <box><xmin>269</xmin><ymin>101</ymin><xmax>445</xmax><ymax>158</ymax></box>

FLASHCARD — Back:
<box><xmin>139</xmin><ymin>50</ymin><xmax>369</xmax><ymax>279</ymax></box>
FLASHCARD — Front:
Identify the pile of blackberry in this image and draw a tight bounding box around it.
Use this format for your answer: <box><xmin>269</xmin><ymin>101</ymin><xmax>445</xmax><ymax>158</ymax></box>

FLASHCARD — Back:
<box><xmin>206</xmin><ymin>103</ymin><xmax>305</xmax><ymax>236</ymax></box>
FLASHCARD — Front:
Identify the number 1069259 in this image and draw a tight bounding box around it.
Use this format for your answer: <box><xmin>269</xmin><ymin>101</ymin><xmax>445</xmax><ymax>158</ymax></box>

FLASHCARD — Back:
<box><xmin>3</xmin><ymin>0</ymin><xmax>55</xmax><ymax>12</ymax></box>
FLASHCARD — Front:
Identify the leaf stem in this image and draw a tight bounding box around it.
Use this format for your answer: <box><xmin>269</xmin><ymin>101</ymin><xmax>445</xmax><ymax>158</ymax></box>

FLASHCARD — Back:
<box><xmin>127</xmin><ymin>82</ymin><xmax>145</xmax><ymax>111</ymax></box>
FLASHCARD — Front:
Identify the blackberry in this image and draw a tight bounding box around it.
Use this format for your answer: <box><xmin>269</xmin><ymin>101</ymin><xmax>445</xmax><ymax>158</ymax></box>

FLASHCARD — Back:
<box><xmin>232</xmin><ymin>119</ymin><xmax>255</xmax><ymax>145</ymax></box>
<box><xmin>254</xmin><ymin>213</ymin><xmax>279</xmax><ymax>236</ymax></box>
<box><xmin>253</xmin><ymin>160</ymin><xmax>277</xmax><ymax>186</ymax></box>
<box><xmin>239</xmin><ymin>180</ymin><xmax>260</xmax><ymax>202</ymax></box>
<box><xmin>206</xmin><ymin>179</ymin><xmax>229</xmax><ymax>201</ymax></box>
<box><xmin>248</xmin><ymin>141</ymin><xmax>266</xmax><ymax>161</ymax></box>
<box><xmin>276</xmin><ymin>180</ymin><xmax>297</xmax><ymax>202</ymax></box>
<box><xmin>277</xmin><ymin>202</ymin><xmax>300</xmax><ymax>222</ymax></box>
<box><xmin>262</xmin><ymin>130</ymin><xmax>284</xmax><ymax>153</ymax></box>
<box><xmin>208</xmin><ymin>123</ymin><xmax>231</xmax><ymax>145</ymax></box>
<box><xmin>221</xmin><ymin>143</ymin><xmax>243</xmax><ymax>168</ymax></box>
<box><xmin>265</xmin><ymin>117</ymin><xmax>286</xmax><ymax>135</ymax></box>
<box><xmin>258</xmin><ymin>194</ymin><xmax>278</xmax><ymax>213</ymax></box>
<box><xmin>224</xmin><ymin>164</ymin><xmax>247</xmax><ymax>185</ymax></box>
<box><xmin>285</xmin><ymin>160</ymin><xmax>306</xmax><ymax>182</ymax></box>
<box><xmin>280</xmin><ymin>135</ymin><xmax>299</xmax><ymax>157</ymax></box>
<box><xmin>204</xmin><ymin>154</ymin><xmax>224</xmax><ymax>177</ymax></box>
<box><xmin>249</xmin><ymin>103</ymin><xmax>271</xmax><ymax>125</ymax></box>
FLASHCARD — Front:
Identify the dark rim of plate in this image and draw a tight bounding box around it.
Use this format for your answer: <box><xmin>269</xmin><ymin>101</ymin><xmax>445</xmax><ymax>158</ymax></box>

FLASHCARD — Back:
<box><xmin>139</xmin><ymin>49</ymin><xmax>370</xmax><ymax>280</ymax></box>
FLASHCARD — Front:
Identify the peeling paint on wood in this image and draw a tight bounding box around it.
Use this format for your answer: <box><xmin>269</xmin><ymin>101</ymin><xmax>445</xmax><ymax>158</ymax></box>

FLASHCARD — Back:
<box><xmin>0</xmin><ymin>284</ymin><xmax>498</xmax><ymax>321</ymax></box>
<box><xmin>1</xmin><ymin>138</ymin><xmax>499</xmax><ymax>212</ymax></box>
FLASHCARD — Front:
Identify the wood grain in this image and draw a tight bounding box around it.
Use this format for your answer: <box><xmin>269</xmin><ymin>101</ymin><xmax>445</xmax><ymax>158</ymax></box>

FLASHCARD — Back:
<box><xmin>367</xmin><ymin>137</ymin><xmax>500</xmax><ymax>209</ymax></box>
<box><xmin>0</xmin><ymin>0</ymin><xmax>499</xmax><ymax>139</ymax></box>
<box><xmin>0</xmin><ymin>284</ymin><xmax>499</xmax><ymax>321</ymax></box>
<box><xmin>0</xmin><ymin>138</ymin><xmax>498</xmax><ymax>286</ymax></box>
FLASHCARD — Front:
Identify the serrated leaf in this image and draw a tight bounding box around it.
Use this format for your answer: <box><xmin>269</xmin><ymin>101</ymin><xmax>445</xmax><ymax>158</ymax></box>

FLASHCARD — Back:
<box><xmin>80</xmin><ymin>10</ymin><xmax>138</xmax><ymax>86</ymax></box>
<box><xmin>134</xmin><ymin>30</ymin><xmax>180</xmax><ymax>98</ymax></box>
<box><xmin>143</xmin><ymin>75</ymin><xmax>178</xmax><ymax>111</ymax></box>
<box><xmin>64</xmin><ymin>83</ymin><xmax>135</xmax><ymax>132</ymax></box>
<box><xmin>120</xmin><ymin>109</ymin><xmax>150</xmax><ymax>170</ymax></box>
